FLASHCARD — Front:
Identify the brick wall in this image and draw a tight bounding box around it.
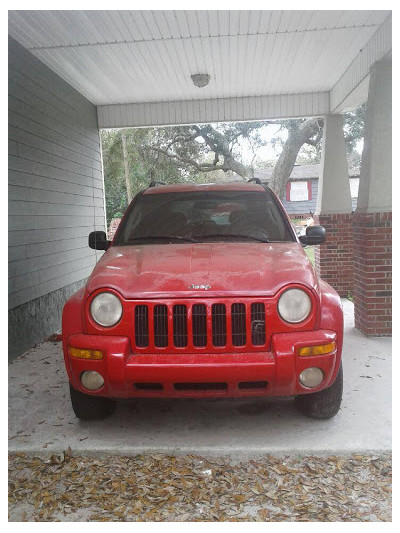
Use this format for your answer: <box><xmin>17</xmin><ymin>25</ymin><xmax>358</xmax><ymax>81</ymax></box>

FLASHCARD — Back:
<box><xmin>353</xmin><ymin>212</ymin><xmax>392</xmax><ymax>336</ymax></box>
<box><xmin>314</xmin><ymin>213</ymin><xmax>354</xmax><ymax>298</ymax></box>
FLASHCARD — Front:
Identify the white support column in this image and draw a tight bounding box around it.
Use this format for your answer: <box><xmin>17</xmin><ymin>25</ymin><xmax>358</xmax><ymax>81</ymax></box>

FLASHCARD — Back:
<box><xmin>315</xmin><ymin>114</ymin><xmax>352</xmax><ymax>215</ymax></box>
<box><xmin>357</xmin><ymin>61</ymin><xmax>392</xmax><ymax>213</ymax></box>
<box><xmin>353</xmin><ymin>60</ymin><xmax>392</xmax><ymax>336</ymax></box>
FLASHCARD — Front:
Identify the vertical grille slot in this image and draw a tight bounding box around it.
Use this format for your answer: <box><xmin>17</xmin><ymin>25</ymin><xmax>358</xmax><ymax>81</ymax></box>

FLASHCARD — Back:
<box><xmin>192</xmin><ymin>304</ymin><xmax>207</xmax><ymax>347</ymax></box>
<box><xmin>212</xmin><ymin>303</ymin><xmax>226</xmax><ymax>346</ymax></box>
<box><xmin>173</xmin><ymin>305</ymin><xmax>188</xmax><ymax>347</ymax></box>
<box><xmin>154</xmin><ymin>305</ymin><xmax>168</xmax><ymax>347</ymax></box>
<box><xmin>251</xmin><ymin>303</ymin><xmax>266</xmax><ymax>345</ymax></box>
<box><xmin>135</xmin><ymin>305</ymin><xmax>149</xmax><ymax>347</ymax></box>
<box><xmin>231</xmin><ymin>303</ymin><xmax>246</xmax><ymax>346</ymax></box>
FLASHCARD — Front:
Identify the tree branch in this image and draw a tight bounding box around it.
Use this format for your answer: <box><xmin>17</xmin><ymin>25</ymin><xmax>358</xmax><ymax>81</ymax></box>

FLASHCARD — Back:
<box><xmin>147</xmin><ymin>146</ymin><xmax>231</xmax><ymax>173</ymax></box>
<box><xmin>166</xmin><ymin>131</ymin><xmax>200</xmax><ymax>149</ymax></box>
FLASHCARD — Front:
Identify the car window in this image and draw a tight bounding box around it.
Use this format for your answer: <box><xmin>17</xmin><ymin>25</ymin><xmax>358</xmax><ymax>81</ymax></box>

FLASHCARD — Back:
<box><xmin>115</xmin><ymin>190</ymin><xmax>295</xmax><ymax>244</ymax></box>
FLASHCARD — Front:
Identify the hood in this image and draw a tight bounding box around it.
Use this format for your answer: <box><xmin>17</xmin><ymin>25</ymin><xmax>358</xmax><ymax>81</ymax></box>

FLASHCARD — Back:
<box><xmin>86</xmin><ymin>242</ymin><xmax>319</xmax><ymax>299</ymax></box>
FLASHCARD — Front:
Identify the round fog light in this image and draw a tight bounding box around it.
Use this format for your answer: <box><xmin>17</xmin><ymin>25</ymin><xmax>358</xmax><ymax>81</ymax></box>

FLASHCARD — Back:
<box><xmin>299</xmin><ymin>367</ymin><xmax>324</xmax><ymax>388</ymax></box>
<box><xmin>81</xmin><ymin>371</ymin><xmax>104</xmax><ymax>391</ymax></box>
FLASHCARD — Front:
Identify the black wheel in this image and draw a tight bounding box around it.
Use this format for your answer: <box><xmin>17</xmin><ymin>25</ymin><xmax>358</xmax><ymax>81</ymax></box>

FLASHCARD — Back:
<box><xmin>69</xmin><ymin>383</ymin><xmax>116</xmax><ymax>420</ymax></box>
<box><xmin>295</xmin><ymin>363</ymin><xmax>343</xmax><ymax>420</ymax></box>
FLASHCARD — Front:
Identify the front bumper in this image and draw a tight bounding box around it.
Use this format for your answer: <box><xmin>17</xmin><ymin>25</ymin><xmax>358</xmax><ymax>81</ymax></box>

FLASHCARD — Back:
<box><xmin>64</xmin><ymin>329</ymin><xmax>340</xmax><ymax>399</ymax></box>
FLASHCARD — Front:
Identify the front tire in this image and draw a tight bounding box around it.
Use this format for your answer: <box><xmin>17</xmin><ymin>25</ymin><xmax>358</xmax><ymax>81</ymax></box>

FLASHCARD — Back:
<box><xmin>69</xmin><ymin>383</ymin><xmax>116</xmax><ymax>420</ymax></box>
<box><xmin>295</xmin><ymin>363</ymin><xmax>343</xmax><ymax>419</ymax></box>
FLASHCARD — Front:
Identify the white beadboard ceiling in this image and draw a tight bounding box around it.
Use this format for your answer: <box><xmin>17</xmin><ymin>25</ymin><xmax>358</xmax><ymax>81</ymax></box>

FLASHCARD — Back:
<box><xmin>8</xmin><ymin>10</ymin><xmax>392</xmax><ymax>126</ymax></box>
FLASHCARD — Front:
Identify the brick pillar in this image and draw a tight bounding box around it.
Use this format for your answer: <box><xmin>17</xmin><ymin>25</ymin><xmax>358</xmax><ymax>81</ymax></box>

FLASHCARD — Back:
<box><xmin>314</xmin><ymin>213</ymin><xmax>354</xmax><ymax>297</ymax></box>
<box><xmin>353</xmin><ymin>212</ymin><xmax>392</xmax><ymax>336</ymax></box>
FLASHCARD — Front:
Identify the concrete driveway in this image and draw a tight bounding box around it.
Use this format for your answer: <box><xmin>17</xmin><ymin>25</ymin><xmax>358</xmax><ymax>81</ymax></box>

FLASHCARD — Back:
<box><xmin>8</xmin><ymin>299</ymin><xmax>391</xmax><ymax>456</ymax></box>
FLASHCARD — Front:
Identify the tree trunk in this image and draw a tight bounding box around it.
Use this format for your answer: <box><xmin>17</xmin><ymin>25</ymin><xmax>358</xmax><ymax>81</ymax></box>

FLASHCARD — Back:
<box><xmin>121</xmin><ymin>130</ymin><xmax>133</xmax><ymax>204</ymax></box>
<box><xmin>269</xmin><ymin>118</ymin><xmax>321</xmax><ymax>199</ymax></box>
<box><xmin>268</xmin><ymin>131</ymin><xmax>305</xmax><ymax>199</ymax></box>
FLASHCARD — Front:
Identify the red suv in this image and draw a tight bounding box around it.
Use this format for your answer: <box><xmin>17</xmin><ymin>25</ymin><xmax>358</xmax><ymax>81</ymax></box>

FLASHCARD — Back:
<box><xmin>62</xmin><ymin>182</ymin><xmax>343</xmax><ymax>420</ymax></box>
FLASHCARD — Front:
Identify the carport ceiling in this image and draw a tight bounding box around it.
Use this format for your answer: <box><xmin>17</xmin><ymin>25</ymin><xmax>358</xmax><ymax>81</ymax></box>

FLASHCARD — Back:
<box><xmin>8</xmin><ymin>10</ymin><xmax>392</xmax><ymax>127</ymax></box>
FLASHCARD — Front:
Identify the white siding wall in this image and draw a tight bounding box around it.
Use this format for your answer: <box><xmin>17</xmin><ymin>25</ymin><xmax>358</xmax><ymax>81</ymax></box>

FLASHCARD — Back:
<box><xmin>8</xmin><ymin>37</ymin><xmax>105</xmax><ymax>311</ymax></box>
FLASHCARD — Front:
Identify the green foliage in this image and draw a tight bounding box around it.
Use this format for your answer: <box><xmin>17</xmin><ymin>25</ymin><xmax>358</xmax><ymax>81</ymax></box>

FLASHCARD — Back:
<box><xmin>304</xmin><ymin>246</ymin><xmax>315</xmax><ymax>266</ymax></box>
<box><xmin>295</xmin><ymin>145</ymin><xmax>321</xmax><ymax>165</ymax></box>
<box><xmin>102</xmin><ymin>127</ymin><xmax>208</xmax><ymax>224</ymax></box>
<box><xmin>343</xmin><ymin>103</ymin><xmax>367</xmax><ymax>154</ymax></box>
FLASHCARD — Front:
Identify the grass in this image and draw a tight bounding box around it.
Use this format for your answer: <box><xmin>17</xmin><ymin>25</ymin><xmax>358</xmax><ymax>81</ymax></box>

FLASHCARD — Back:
<box><xmin>304</xmin><ymin>246</ymin><xmax>315</xmax><ymax>266</ymax></box>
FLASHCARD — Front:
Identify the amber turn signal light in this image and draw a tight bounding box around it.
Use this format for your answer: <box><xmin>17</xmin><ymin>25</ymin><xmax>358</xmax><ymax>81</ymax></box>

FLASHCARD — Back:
<box><xmin>298</xmin><ymin>342</ymin><xmax>336</xmax><ymax>357</ymax></box>
<box><xmin>69</xmin><ymin>347</ymin><xmax>103</xmax><ymax>360</ymax></box>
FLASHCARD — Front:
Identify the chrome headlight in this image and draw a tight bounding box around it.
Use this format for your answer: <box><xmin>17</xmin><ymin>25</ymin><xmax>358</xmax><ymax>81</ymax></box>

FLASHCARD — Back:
<box><xmin>90</xmin><ymin>292</ymin><xmax>122</xmax><ymax>327</ymax></box>
<box><xmin>278</xmin><ymin>288</ymin><xmax>312</xmax><ymax>323</ymax></box>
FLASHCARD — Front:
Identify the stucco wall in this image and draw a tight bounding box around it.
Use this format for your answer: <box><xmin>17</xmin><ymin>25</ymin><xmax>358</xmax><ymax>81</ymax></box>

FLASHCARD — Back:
<box><xmin>8</xmin><ymin>37</ymin><xmax>105</xmax><ymax>359</ymax></box>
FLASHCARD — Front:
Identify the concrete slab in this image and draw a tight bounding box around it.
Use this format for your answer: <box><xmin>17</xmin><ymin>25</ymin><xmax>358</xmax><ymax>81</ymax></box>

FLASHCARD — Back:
<box><xmin>8</xmin><ymin>299</ymin><xmax>391</xmax><ymax>456</ymax></box>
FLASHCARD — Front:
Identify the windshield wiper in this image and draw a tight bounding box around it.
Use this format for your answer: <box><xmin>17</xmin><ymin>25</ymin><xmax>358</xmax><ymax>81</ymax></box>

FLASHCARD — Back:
<box><xmin>192</xmin><ymin>233</ymin><xmax>269</xmax><ymax>243</ymax></box>
<box><xmin>125</xmin><ymin>235</ymin><xmax>198</xmax><ymax>243</ymax></box>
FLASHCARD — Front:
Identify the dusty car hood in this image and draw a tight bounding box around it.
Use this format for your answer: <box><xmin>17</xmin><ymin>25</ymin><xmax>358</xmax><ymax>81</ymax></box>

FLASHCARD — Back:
<box><xmin>86</xmin><ymin>243</ymin><xmax>319</xmax><ymax>299</ymax></box>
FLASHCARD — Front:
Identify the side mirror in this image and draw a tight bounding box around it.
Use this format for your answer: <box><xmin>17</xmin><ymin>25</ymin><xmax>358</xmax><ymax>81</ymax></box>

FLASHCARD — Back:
<box><xmin>299</xmin><ymin>225</ymin><xmax>326</xmax><ymax>246</ymax></box>
<box><xmin>88</xmin><ymin>231</ymin><xmax>110</xmax><ymax>250</ymax></box>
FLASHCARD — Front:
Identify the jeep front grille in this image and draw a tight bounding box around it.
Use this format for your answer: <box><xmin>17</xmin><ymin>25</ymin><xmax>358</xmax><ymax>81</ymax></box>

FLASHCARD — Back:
<box><xmin>132</xmin><ymin>300</ymin><xmax>267</xmax><ymax>352</ymax></box>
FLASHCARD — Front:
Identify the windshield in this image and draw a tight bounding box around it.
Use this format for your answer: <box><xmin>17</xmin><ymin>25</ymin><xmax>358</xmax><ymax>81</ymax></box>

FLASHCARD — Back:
<box><xmin>114</xmin><ymin>190</ymin><xmax>295</xmax><ymax>245</ymax></box>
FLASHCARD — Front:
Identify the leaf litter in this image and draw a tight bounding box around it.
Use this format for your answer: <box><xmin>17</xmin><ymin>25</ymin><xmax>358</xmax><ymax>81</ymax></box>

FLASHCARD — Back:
<box><xmin>8</xmin><ymin>452</ymin><xmax>391</xmax><ymax>522</ymax></box>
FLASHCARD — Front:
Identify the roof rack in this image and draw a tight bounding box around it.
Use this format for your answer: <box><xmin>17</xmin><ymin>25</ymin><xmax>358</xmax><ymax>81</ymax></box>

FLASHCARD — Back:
<box><xmin>148</xmin><ymin>180</ymin><xmax>166</xmax><ymax>188</ymax></box>
<box><xmin>247</xmin><ymin>178</ymin><xmax>262</xmax><ymax>184</ymax></box>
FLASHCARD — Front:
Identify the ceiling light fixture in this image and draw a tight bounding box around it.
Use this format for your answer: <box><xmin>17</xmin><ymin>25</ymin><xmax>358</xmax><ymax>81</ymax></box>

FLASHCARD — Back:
<box><xmin>191</xmin><ymin>73</ymin><xmax>211</xmax><ymax>88</ymax></box>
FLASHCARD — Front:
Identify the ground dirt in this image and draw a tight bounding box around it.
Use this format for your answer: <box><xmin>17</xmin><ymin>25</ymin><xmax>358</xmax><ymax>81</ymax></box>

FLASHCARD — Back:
<box><xmin>9</xmin><ymin>452</ymin><xmax>391</xmax><ymax>522</ymax></box>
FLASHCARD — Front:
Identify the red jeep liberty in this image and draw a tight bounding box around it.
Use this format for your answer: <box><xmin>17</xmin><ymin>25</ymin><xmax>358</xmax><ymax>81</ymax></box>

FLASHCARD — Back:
<box><xmin>62</xmin><ymin>181</ymin><xmax>343</xmax><ymax>421</ymax></box>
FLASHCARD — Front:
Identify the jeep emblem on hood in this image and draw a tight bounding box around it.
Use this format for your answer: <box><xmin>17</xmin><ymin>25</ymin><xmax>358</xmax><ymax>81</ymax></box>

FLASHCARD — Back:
<box><xmin>188</xmin><ymin>284</ymin><xmax>211</xmax><ymax>290</ymax></box>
